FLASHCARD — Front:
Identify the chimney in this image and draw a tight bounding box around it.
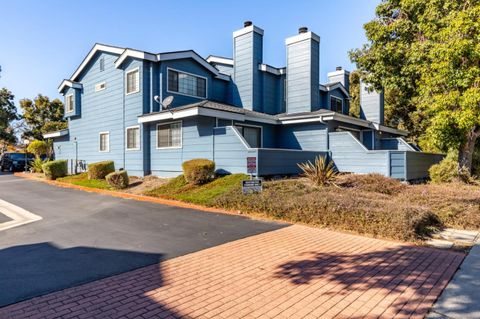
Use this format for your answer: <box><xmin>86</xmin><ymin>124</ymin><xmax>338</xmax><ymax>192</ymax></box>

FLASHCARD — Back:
<box><xmin>327</xmin><ymin>67</ymin><xmax>350</xmax><ymax>92</ymax></box>
<box><xmin>285</xmin><ymin>27</ymin><xmax>320</xmax><ymax>114</ymax></box>
<box><xmin>233</xmin><ymin>21</ymin><xmax>264</xmax><ymax>111</ymax></box>
<box><xmin>360</xmin><ymin>80</ymin><xmax>384</xmax><ymax>124</ymax></box>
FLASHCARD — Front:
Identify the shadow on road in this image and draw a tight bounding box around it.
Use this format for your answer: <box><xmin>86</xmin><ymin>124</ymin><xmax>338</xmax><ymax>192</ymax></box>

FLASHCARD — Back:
<box><xmin>0</xmin><ymin>242</ymin><xmax>187</xmax><ymax>318</ymax></box>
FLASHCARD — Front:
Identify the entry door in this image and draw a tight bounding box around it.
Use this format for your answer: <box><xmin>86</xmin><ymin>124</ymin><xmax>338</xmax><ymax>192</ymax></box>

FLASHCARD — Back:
<box><xmin>236</xmin><ymin>125</ymin><xmax>262</xmax><ymax>148</ymax></box>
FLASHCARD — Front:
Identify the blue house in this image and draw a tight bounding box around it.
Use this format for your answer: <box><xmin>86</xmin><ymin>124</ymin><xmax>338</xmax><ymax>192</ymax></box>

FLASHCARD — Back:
<box><xmin>45</xmin><ymin>22</ymin><xmax>443</xmax><ymax>180</ymax></box>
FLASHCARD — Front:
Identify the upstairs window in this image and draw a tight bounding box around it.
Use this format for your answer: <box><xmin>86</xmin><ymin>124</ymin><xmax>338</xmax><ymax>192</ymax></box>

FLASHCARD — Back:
<box><xmin>95</xmin><ymin>82</ymin><xmax>106</xmax><ymax>92</ymax></box>
<box><xmin>126</xmin><ymin>68</ymin><xmax>140</xmax><ymax>95</ymax></box>
<box><xmin>99</xmin><ymin>132</ymin><xmax>109</xmax><ymax>152</ymax></box>
<box><xmin>330</xmin><ymin>96</ymin><xmax>343</xmax><ymax>113</ymax></box>
<box><xmin>126</xmin><ymin>126</ymin><xmax>140</xmax><ymax>150</ymax></box>
<box><xmin>168</xmin><ymin>69</ymin><xmax>207</xmax><ymax>98</ymax></box>
<box><xmin>99</xmin><ymin>57</ymin><xmax>105</xmax><ymax>72</ymax></box>
<box><xmin>157</xmin><ymin>122</ymin><xmax>182</xmax><ymax>148</ymax></box>
<box><xmin>65</xmin><ymin>94</ymin><xmax>74</xmax><ymax>113</ymax></box>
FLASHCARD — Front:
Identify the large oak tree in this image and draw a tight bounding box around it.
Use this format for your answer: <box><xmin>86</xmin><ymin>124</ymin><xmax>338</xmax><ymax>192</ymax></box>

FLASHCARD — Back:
<box><xmin>350</xmin><ymin>0</ymin><xmax>480</xmax><ymax>172</ymax></box>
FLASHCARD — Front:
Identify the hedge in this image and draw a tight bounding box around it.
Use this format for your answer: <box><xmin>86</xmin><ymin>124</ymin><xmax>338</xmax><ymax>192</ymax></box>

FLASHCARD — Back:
<box><xmin>88</xmin><ymin>161</ymin><xmax>115</xmax><ymax>180</ymax></box>
<box><xmin>182</xmin><ymin>159</ymin><xmax>215</xmax><ymax>185</ymax></box>
<box><xmin>42</xmin><ymin>160</ymin><xmax>68</xmax><ymax>180</ymax></box>
<box><xmin>106</xmin><ymin>171</ymin><xmax>129</xmax><ymax>189</ymax></box>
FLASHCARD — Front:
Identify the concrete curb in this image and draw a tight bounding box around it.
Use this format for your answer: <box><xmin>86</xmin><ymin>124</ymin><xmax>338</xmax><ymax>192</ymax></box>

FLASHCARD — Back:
<box><xmin>13</xmin><ymin>172</ymin><xmax>243</xmax><ymax>217</ymax></box>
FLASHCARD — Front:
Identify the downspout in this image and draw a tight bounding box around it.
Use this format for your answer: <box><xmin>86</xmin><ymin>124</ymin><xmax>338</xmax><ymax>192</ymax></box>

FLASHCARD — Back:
<box><xmin>122</xmin><ymin>68</ymin><xmax>126</xmax><ymax>170</ymax></box>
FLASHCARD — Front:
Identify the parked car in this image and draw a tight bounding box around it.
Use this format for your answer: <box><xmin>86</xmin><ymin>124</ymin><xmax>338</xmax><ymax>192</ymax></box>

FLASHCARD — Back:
<box><xmin>0</xmin><ymin>152</ymin><xmax>35</xmax><ymax>172</ymax></box>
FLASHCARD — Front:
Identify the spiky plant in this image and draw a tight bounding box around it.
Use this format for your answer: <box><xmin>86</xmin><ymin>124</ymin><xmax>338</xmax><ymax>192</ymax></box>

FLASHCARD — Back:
<box><xmin>298</xmin><ymin>156</ymin><xmax>338</xmax><ymax>186</ymax></box>
<box><xmin>30</xmin><ymin>158</ymin><xmax>47</xmax><ymax>173</ymax></box>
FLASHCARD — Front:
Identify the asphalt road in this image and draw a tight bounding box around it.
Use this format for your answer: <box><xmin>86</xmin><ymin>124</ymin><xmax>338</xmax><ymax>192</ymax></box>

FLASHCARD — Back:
<box><xmin>0</xmin><ymin>173</ymin><xmax>287</xmax><ymax>307</ymax></box>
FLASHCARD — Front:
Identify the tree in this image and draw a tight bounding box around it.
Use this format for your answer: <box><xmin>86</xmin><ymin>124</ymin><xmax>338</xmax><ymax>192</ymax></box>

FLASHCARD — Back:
<box><xmin>27</xmin><ymin>140</ymin><xmax>48</xmax><ymax>158</ymax></box>
<box><xmin>350</xmin><ymin>0</ymin><xmax>480</xmax><ymax>173</ymax></box>
<box><xmin>0</xmin><ymin>87</ymin><xmax>19</xmax><ymax>150</ymax></box>
<box><xmin>20</xmin><ymin>95</ymin><xmax>66</xmax><ymax>140</ymax></box>
<box><xmin>349</xmin><ymin>70</ymin><xmax>361</xmax><ymax>118</ymax></box>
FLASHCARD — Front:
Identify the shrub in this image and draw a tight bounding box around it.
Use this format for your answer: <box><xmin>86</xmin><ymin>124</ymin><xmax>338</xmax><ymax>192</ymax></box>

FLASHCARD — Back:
<box><xmin>88</xmin><ymin>161</ymin><xmax>115</xmax><ymax>180</ymax></box>
<box><xmin>337</xmin><ymin>173</ymin><xmax>406</xmax><ymax>195</ymax></box>
<box><xmin>42</xmin><ymin>160</ymin><xmax>68</xmax><ymax>180</ymax></box>
<box><xmin>27</xmin><ymin>140</ymin><xmax>48</xmax><ymax>159</ymax></box>
<box><xmin>298</xmin><ymin>156</ymin><xmax>337</xmax><ymax>186</ymax></box>
<box><xmin>182</xmin><ymin>159</ymin><xmax>215</xmax><ymax>185</ymax></box>
<box><xmin>106</xmin><ymin>171</ymin><xmax>129</xmax><ymax>189</ymax></box>
<box><xmin>429</xmin><ymin>150</ymin><xmax>471</xmax><ymax>183</ymax></box>
<box><xmin>31</xmin><ymin>158</ymin><xmax>47</xmax><ymax>173</ymax></box>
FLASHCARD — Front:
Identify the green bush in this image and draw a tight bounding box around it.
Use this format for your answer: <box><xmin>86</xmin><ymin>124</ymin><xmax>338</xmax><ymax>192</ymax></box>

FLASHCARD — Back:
<box><xmin>182</xmin><ymin>159</ymin><xmax>215</xmax><ymax>185</ymax></box>
<box><xmin>106</xmin><ymin>171</ymin><xmax>129</xmax><ymax>189</ymax></box>
<box><xmin>42</xmin><ymin>160</ymin><xmax>68</xmax><ymax>180</ymax></box>
<box><xmin>27</xmin><ymin>140</ymin><xmax>48</xmax><ymax>158</ymax></box>
<box><xmin>429</xmin><ymin>150</ymin><xmax>471</xmax><ymax>183</ymax></box>
<box><xmin>31</xmin><ymin>158</ymin><xmax>47</xmax><ymax>173</ymax></box>
<box><xmin>88</xmin><ymin>161</ymin><xmax>115</xmax><ymax>180</ymax></box>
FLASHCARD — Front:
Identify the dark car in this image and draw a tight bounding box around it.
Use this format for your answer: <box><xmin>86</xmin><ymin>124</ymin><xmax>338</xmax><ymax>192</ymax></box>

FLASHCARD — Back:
<box><xmin>0</xmin><ymin>152</ymin><xmax>35</xmax><ymax>172</ymax></box>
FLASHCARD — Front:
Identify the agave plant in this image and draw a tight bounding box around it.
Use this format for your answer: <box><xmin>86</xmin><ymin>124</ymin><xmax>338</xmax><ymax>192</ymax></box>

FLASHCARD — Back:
<box><xmin>298</xmin><ymin>156</ymin><xmax>338</xmax><ymax>186</ymax></box>
<box><xmin>30</xmin><ymin>158</ymin><xmax>47</xmax><ymax>173</ymax></box>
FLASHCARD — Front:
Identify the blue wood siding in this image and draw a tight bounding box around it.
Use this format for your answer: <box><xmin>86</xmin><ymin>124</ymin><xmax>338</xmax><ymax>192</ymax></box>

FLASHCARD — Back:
<box><xmin>329</xmin><ymin>132</ymin><xmax>390</xmax><ymax>176</ymax></box>
<box><xmin>233</xmin><ymin>30</ymin><xmax>263</xmax><ymax>111</ymax></box>
<box><xmin>379</xmin><ymin>138</ymin><xmax>415</xmax><ymax>151</ymax></box>
<box><xmin>214</xmin><ymin>64</ymin><xmax>233</xmax><ymax>77</ymax></box>
<box><xmin>405</xmin><ymin>152</ymin><xmax>444</xmax><ymax>180</ymax></box>
<box><xmin>389</xmin><ymin>151</ymin><xmax>406</xmax><ymax>179</ymax></box>
<box><xmin>55</xmin><ymin>52</ymin><xmax>147</xmax><ymax>176</ymax></box>
<box><xmin>213</xmin><ymin>126</ymin><xmax>250</xmax><ymax>175</ymax></box>
<box><xmin>278</xmin><ymin>123</ymin><xmax>328</xmax><ymax>150</ymax></box>
<box><xmin>286</xmin><ymin>38</ymin><xmax>319</xmax><ymax>114</ymax></box>
<box><xmin>360</xmin><ymin>81</ymin><xmax>384</xmax><ymax>124</ymax></box>
<box><xmin>63</xmin><ymin>87</ymin><xmax>81</xmax><ymax>118</ymax></box>
<box><xmin>257</xmin><ymin>149</ymin><xmax>328</xmax><ymax>176</ymax></box>
<box><xmin>150</xmin><ymin>116</ymin><xmax>215</xmax><ymax>176</ymax></box>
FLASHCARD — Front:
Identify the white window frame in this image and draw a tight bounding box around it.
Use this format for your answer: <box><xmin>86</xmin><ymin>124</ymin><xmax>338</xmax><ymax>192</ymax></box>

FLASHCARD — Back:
<box><xmin>65</xmin><ymin>94</ymin><xmax>74</xmax><ymax>113</ymax></box>
<box><xmin>125</xmin><ymin>125</ymin><xmax>141</xmax><ymax>151</ymax></box>
<box><xmin>330</xmin><ymin>96</ymin><xmax>343</xmax><ymax>113</ymax></box>
<box><xmin>156</xmin><ymin>121</ymin><xmax>183</xmax><ymax>149</ymax></box>
<box><xmin>95</xmin><ymin>82</ymin><xmax>106</xmax><ymax>92</ymax></box>
<box><xmin>125</xmin><ymin>67</ymin><xmax>140</xmax><ymax>95</ymax></box>
<box><xmin>166</xmin><ymin>67</ymin><xmax>208</xmax><ymax>99</ymax></box>
<box><xmin>99</xmin><ymin>131</ymin><xmax>110</xmax><ymax>152</ymax></box>
<box><xmin>234</xmin><ymin>123</ymin><xmax>263</xmax><ymax>148</ymax></box>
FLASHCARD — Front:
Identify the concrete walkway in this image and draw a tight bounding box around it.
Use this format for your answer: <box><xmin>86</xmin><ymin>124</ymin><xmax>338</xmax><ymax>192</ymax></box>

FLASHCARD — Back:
<box><xmin>428</xmin><ymin>239</ymin><xmax>480</xmax><ymax>319</ymax></box>
<box><xmin>1</xmin><ymin>225</ymin><xmax>464</xmax><ymax>319</ymax></box>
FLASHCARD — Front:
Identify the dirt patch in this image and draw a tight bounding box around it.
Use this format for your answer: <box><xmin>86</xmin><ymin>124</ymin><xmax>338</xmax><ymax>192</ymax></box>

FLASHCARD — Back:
<box><xmin>120</xmin><ymin>175</ymin><xmax>169</xmax><ymax>195</ymax></box>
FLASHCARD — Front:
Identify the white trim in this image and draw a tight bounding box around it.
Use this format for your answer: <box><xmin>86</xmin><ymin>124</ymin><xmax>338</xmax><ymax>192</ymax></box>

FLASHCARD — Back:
<box><xmin>206</xmin><ymin>56</ymin><xmax>233</xmax><ymax>65</ymax></box>
<box><xmin>156</xmin><ymin>121</ymin><xmax>183</xmax><ymax>149</ymax></box>
<box><xmin>323</xmin><ymin>82</ymin><xmax>349</xmax><ymax>97</ymax></box>
<box><xmin>70</xmin><ymin>44</ymin><xmax>124</xmax><ymax>81</ymax></box>
<box><xmin>330</xmin><ymin>95</ymin><xmax>344</xmax><ymax>113</ymax></box>
<box><xmin>65</xmin><ymin>94</ymin><xmax>74</xmax><ymax>113</ymax></box>
<box><xmin>166</xmin><ymin>67</ymin><xmax>208</xmax><ymax>99</ymax></box>
<box><xmin>281</xmin><ymin>117</ymin><xmax>323</xmax><ymax>125</ymax></box>
<box><xmin>99</xmin><ymin>131</ymin><xmax>110</xmax><ymax>152</ymax></box>
<box><xmin>285</xmin><ymin>31</ymin><xmax>320</xmax><ymax>45</ymax></box>
<box><xmin>232</xmin><ymin>25</ymin><xmax>264</xmax><ymax>38</ymax></box>
<box><xmin>115</xmin><ymin>48</ymin><xmax>157</xmax><ymax>69</ymax></box>
<box><xmin>125</xmin><ymin>67</ymin><xmax>140</xmax><ymax>95</ymax></box>
<box><xmin>125</xmin><ymin>125</ymin><xmax>141</xmax><ymax>151</ymax></box>
<box><xmin>234</xmin><ymin>123</ymin><xmax>263</xmax><ymax>148</ymax></box>
<box><xmin>43</xmin><ymin>129</ymin><xmax>69</xmax><ymax>139</ymax></box>
<box><xmin>259</xmin><ymin>64</ymin><xmax>286</xmax><ymax>75</ymax></box>
<box><xmin>95</xmin><ymin>81</ymin><xmax>106</xmax><ymax>92</ymax></box>
<box><xmin>58</xmin><ymin>80</ymin><xmax>83</xmax><ymax>93</ymax></box>
<box><xmin>327</xmin><ymin>69</ymin><xmax>350</xmax><ymax>78</ymax></box>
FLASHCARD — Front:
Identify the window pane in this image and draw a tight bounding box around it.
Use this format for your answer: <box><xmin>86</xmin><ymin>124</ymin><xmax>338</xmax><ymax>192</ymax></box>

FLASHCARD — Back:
<box><xmin>99</xmin><ymin>58</ymin><xmax>105</xmax><ymax>72</ymax></box>
<box><xmin>127</xmin><ymin>127</ymin><xmax>139</xmax><ymax>149</ymax></box>
<box><xmin>100</xmin><ymin>133</ymin><xmax>108</xmax><ymax>151</ymax></box>
<box><xmin>331</xmin><ymin>97</ymin><xmax>343</xmax><ymax>113</ymax></box>
<box><xmin>157</xmin><ymin>122</ymin><xmax>181</xmax><ymax>148</ymax></box>
<box><xmin>168</xmin><ymin>69</ymin><xmax>206</xmax><ymax>98</ymax></box>
<box><xmin>126</xmin><ymin>70</ymin><xmax>138</xmax><ymax>94</ymax></box>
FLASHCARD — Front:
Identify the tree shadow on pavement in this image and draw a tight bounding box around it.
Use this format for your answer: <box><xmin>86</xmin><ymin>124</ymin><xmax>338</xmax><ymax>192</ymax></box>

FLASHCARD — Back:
<box><xmin>0</xmin><ymin>242</ymin><xmax>187</xmax><ymax>318</ymax></box>
<box><xmin>273</xmin><ymin>245</ymin><xmax>464</xmax><ymax>318</ymax></box>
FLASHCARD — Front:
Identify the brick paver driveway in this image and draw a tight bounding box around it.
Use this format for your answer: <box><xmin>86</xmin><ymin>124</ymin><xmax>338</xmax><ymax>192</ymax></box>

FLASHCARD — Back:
<box><xmin>1</xmin><ymin>225</ymin><xmax>463</xmax><ymax>319</ymax></box>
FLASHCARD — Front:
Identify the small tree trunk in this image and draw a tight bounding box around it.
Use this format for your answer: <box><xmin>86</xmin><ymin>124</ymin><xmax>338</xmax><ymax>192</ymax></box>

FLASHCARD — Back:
<box><xmin>458</xmin><ymin>127</ymin><xmax>480</xmax><ymax>173</ymax></box>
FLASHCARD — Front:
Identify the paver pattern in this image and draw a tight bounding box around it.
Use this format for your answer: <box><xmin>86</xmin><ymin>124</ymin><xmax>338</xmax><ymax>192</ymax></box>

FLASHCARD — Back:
<box><xmin>0</xmin><ymin>225</ymin><xmax>464</xmax><ymax>319</ymax></box>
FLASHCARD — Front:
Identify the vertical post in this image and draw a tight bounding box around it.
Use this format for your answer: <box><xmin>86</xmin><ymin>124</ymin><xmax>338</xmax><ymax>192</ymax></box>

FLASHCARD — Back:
<box><xmin>74</xmin><ymin>137</ymin><xmax>78</xmax><ymax>174</ymax></box>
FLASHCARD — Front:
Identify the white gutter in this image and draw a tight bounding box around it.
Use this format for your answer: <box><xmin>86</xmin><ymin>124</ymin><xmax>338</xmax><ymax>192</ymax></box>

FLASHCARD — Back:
<box><xmin>43</xmin><ymin>129</ymin><xmax>69</xmax><ymax>139</ymax></box>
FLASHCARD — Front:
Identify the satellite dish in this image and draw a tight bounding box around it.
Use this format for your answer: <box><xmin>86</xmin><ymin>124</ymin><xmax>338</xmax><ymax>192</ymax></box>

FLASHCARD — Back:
<box><xmin>162</xmin><ymin>96</ymin><xmax>174</xmax><ymax>109</ymax></box>
<box><xmin>154</xmin><ymin>95</ymin><xmax>161</xmax><ymax>104</ymax></box>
